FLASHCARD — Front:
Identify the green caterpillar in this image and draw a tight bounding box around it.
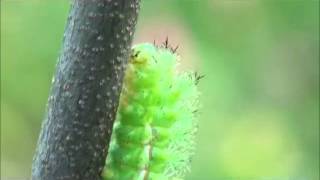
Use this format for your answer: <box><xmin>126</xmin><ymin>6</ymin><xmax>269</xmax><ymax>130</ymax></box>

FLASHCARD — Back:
<box><xmin>103</xmin><ymin>42</ymin><xmax>200</xmax><ymax>180</ymax></box>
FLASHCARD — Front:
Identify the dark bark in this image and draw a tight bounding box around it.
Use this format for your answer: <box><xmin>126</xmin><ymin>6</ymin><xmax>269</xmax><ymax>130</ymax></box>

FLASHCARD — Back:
<box><xmin>32</xmin><ymin>0</ymin><xmax>140</xmax><ymax>179</ymax></box>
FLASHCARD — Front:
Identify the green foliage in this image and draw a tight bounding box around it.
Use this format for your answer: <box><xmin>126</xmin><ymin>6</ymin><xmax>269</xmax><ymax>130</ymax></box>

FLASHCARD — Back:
<box><xmin>103</xmin><ymin>44</ymin><xmax>199</xmax><ymax>180</ymax></box>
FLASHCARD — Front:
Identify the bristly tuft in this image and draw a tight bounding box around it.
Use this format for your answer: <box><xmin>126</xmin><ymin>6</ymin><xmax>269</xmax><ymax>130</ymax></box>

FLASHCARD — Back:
<box><xmin>153</xmin><ymin>38</ymin><xmax>180</xmax><ymax>54</ymax></box>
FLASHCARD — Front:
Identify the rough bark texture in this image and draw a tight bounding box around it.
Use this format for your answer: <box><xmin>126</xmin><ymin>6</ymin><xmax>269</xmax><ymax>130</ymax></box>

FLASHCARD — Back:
<box><xmin>32</xmin><ymin>0</ymin><xmax>140</xmax><ymax>179</ymax></box>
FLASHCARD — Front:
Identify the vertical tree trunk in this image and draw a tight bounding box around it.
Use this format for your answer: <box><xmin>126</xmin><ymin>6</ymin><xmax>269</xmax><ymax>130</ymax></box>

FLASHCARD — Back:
<box><xmin>32</xmin><ymin>0</ymin><xmax>140</xmax><ymax>179</ymax></box>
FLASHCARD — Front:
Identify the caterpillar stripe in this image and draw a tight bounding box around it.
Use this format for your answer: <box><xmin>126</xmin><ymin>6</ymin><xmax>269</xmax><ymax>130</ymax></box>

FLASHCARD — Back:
<box><xmin>103</xmin><ymin>43</ymin><xmax>200</xmax><ymax>180</ymax></box>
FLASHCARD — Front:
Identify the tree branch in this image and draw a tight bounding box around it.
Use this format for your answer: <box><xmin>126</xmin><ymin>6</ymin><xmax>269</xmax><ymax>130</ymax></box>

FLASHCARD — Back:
<box><xmin>32</xmin><ymin>0</ymin><xmax>140</xmax><ymax>179</ymax></box>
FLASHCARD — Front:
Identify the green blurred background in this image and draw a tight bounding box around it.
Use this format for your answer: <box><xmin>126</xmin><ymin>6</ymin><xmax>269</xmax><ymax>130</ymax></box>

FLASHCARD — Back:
<box><xmin>1</xmin><ymin>0</ymin><xmax>319</xmax><ymax>179</ymax></box>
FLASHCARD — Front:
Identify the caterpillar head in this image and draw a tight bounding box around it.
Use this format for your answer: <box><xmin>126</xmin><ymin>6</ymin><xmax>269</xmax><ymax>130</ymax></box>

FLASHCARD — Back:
<box><xmin>130</xmin><ymin>43</ymin><xmax>157</xmax><ymax>65</ymax></box>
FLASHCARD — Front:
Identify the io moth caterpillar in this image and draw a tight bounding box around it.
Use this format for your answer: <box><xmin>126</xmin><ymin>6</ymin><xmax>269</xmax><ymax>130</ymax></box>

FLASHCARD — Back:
<box><xmin>103</xmin><ymin>42</ymin><xmax>201</xmax><ymax>180</ymax></box>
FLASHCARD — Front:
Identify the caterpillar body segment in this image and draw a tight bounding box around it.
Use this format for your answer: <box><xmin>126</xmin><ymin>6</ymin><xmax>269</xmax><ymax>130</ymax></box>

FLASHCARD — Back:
<box><xmin>103</xmin><ymin>43</ymin><xmax>200</xmax><ymax>180</ymax></box>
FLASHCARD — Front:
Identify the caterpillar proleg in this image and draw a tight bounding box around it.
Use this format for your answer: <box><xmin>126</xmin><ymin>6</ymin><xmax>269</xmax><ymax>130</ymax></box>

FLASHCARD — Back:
<box><xmin>103</xmin><ymin>42</ymin><xmax>200</xmax><ymax>180</ymax></box>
